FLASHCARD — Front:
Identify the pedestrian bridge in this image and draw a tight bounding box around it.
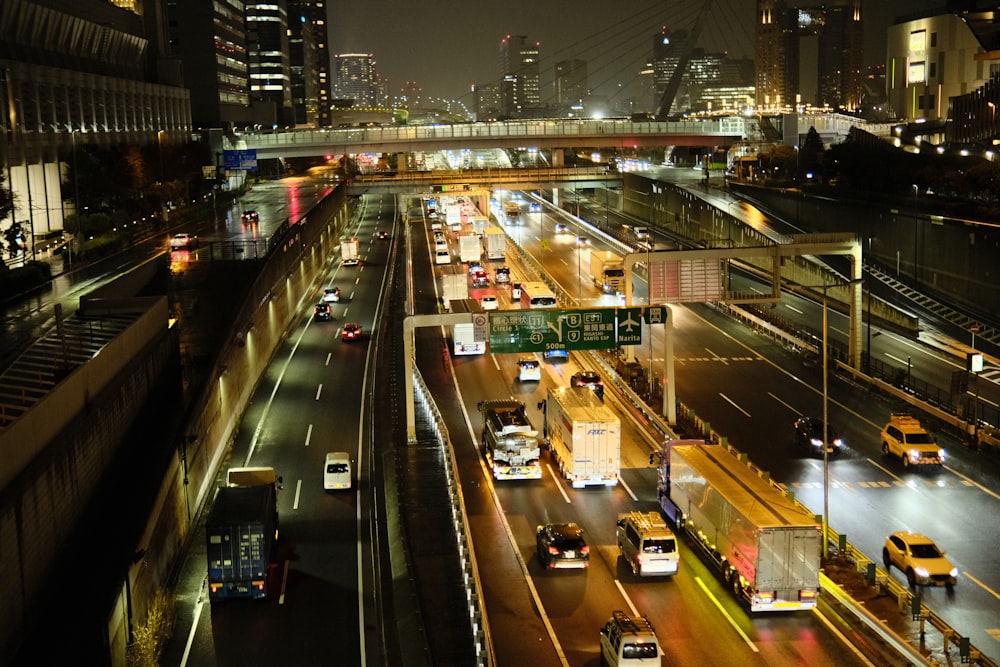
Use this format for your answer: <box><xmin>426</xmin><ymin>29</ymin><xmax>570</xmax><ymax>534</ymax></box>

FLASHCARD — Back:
<box><xmin>237</xmin><ymin>117</ymin><xmax>749</xmax><ymax>160</ymax></box>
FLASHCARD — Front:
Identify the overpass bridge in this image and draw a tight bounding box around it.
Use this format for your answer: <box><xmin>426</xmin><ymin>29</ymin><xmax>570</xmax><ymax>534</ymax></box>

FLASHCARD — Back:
<box><xmin>237</xmin><ymin>117</ymin><xmax>747</xmax><ymax>161</ymax></box>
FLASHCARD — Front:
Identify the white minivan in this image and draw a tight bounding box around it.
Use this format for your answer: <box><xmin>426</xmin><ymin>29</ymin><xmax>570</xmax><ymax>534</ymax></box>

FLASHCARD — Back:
<box><xmin>324</xmin><ymin>452</ymin><xmax>352</xmax><ymax>490</ymax></box>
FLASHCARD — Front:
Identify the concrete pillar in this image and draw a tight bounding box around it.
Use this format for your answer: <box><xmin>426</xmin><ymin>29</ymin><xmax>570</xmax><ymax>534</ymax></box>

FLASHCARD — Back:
<box><xmin>551</xmin><ymin>149</ymin><xmax>564</xmax><ymax>168</ymax></box>
<box><xmin>397</xmin><ymin>153</ymin><xmax>407</xmax><ymax>173</ymax></box>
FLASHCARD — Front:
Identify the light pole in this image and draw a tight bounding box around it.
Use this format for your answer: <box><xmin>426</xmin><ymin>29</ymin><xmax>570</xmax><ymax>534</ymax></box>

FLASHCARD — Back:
<box><xmin>794</xmin><ymin>278</ymin><xmax>862</xmax><ymax>559</ymax></box>
<box><xmin>576</xmin><ymin>237</ymin><xmax>585</xmax><ymax>306</ymax></box>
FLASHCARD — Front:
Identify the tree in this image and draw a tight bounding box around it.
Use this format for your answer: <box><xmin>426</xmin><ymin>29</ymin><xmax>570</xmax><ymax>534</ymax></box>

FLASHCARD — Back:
<box><xmin>0</xmin><ymin>168</ymin><xmax>20</xmax><ymax>260</ymax></box>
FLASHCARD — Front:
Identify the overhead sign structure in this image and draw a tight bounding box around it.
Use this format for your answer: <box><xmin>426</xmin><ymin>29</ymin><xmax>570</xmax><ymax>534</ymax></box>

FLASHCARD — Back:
<box><xmin>222</xmin><ymin>149</ymin><xmax>258</xmax><ymax>170</ymax></box>
<box><xmin>488</xmin><ymin>306</ymin><xmax>669</xmax><ymax>354</ymax></box>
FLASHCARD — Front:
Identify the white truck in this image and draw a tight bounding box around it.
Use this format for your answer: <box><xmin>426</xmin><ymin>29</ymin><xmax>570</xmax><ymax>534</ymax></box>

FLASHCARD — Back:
<box><xmin>441</xmin><ymin>273</ymin><xmax>469</xmax><ymax>312</ymax></box>
<box><xmin>341</xmin><ymin>237</ymin><xmax>360</xmax><ymax>266</ymax></box>
<box><xmin>542</xmin><ymin>387</ymin><xmax>620</xmax><ymax>488</ymax></box>
<box><xmin>590</xmin><ymin>250</ymin><xmax>625</xmax><ymax>293</ymax></box>
<box><xmin>658</xmin><ymin>443</ymin><xmax>822</xmax><ymax>612</ymax></box>
<box><xmin>482</xmin><ymin>227</ymin><xmax>506</xmax><ymax>260</ymax></box>
<box><xmin>453</xmin><ymin>322</ymin><xmax>485</xmax><ymax>355</ymax></box>
<box><xmin>445</xmin><ymin>203</ymin><xmax>463</xmax><ymax>229</ymax></box>
<box><xmin>470</xmin><ymin>214</ymin><xmax>490</xmax><ymax>235</ymax></box>
<box><xmin>459</xmin><ymin>234</ymin><xmax>481</xmax><ymax>263</ymax></box>
<box><xmin>478</xmin><ymin>400</ymin><xmax>542</xmax><ymax>480</ymax></box>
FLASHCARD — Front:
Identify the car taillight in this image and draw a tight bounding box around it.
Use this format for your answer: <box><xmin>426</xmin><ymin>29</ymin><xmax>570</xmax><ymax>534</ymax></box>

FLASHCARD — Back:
<box><xmin>548</xmin><ymin>546</ymin><xmax>560</xmax><ymax>555</ymax></box>
<box><xmin>580</xmin><ymin>545</ymin><xmax>590</xmax><ymax>556</ymax></box>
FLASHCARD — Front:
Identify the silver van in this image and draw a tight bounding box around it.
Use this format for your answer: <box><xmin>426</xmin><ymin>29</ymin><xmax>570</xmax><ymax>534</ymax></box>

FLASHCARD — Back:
<box><xmin>616</xmin><ymin>511</ymin><xmax>679</xmax><ymax>576</ymax></box>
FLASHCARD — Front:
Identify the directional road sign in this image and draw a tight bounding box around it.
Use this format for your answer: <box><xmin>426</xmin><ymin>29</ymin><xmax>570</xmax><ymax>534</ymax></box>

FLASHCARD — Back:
<box><xmin>488</xmin><ymin>306</ymin><xmax>666</xmax><ymax>354</ymax></box>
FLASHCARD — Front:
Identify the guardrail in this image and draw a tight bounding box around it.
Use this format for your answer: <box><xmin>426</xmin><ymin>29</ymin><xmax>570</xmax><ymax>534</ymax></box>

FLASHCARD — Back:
<box><xmin>411</xmin><ymin>365</ymin><xmax>493</xmax><ymax>667</ymax></box>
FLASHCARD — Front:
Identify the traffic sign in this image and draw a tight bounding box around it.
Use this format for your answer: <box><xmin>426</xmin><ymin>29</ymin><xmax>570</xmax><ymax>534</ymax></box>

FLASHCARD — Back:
<box><xmin>488</xmin><ymin>306</ymin><xmax>665</xmax><ymax>353</ymax></box>
<box><xmin>472</xmin><ymin>314</ymin><xmax>488</xmax><ymax>342</ymax></box>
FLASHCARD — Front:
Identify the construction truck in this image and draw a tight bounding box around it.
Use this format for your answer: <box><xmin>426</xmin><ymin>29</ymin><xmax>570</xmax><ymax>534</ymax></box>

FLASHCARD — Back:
<box><xmin>459</xmin><ymin>234</ymin><xmax>481</xmax><ymax>263</ymax></box>
<box><xmin>658</xmin><ymin>443</ymin><xmax>822</xmax><ymax>612</ymax></box>
<box><xmin>441</xmin><ymin>273</ymin><xmax>469</xmax><ymax>312</ymax></box>
<box><xmin>503</xmin><ymin>200</ymin><xmax>521</xmax><ymax>220</ymax></box>
<box><xmin>541</xmin><ymin>387</ymin><xmax>620</xmax><ymax>488</ymax></box>
<box><xmin>482</xmin><ymin>227</ymin><xmax>506</xmax><ymax>260</ymax></box>
<box><xmin>477</xmin><ymin>400</ymin><xmax>542</xmax><ymax>480</ymax></box>
<box><xmin>589</xmin><ymin>250</ymin><xmax>625</xmax><ymax>293</ymax></box>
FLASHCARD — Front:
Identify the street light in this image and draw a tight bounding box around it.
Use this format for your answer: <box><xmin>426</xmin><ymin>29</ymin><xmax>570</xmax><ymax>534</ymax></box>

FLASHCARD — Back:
<box><xmin>793</xmin><ymin>278</ymin><xmax>862</xmax><ymax>559</ymax></box>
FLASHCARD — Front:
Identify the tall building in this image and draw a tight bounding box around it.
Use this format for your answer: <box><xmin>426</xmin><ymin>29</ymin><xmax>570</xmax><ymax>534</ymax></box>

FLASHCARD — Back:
<box><xmin>289</xmin><ymin>1</ymin><xmax>331</xmax><ymax>126</ymax></box>
<box><xmin>0</xmin><ymin>0</ymin><xmax>190</xmax><ymax>257</ymax></box>
<box><xmin>755</xmin><ymin>0</ymin><xmax>863</xmax><ymax>111</ymax></box>
<box><xmin>288</xmin><ymin>13</ymin><xmax>319</xmax><ymax>126</ymax></box>
<box><xmin>333</xmin><ymin>53</ymin><xmax>379</xmax><ymax>107</ymax></box>
<box><xmin>473</xmin><ymin>82</ymin><xmax>503</xmax><ymax>121</ymax></box>
<box><xmin>887</xmin><ymin>10</ymin><xmax>989</xmax><ymax>126</ymax></box>
<box><xmin>166</xmin><ymin>0</ymin><xmax>251</xmax><ymax>127</ymax></box>
<box><xmin>555</xmin><ymin>59</ymin><xmax>588</xmax><ymax>108</ymax></box>
<box><xmin>500</xmin><ymin>35</ymin><xmax>541</xmax><ymax>117</ymax></box>
<box><xmin>246</xmin><ymin>1</ymin><xmax>293</xmax><ymax>126</ymax></box>
<box><xmin>756</xmin><ymin>0</ymin><xmax>800</xmax><ymax>110</ymax></box>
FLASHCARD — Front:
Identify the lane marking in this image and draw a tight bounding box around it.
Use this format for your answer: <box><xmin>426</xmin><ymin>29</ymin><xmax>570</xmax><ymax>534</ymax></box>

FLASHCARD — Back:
<box><xmin>719</xmin><ymin>392</ymin><xmax>751</xmax><ymax>418</ymax></box>
<box><xmin>305</xmin><ymin>423</ymin><xmax>313</xmax><ymax>447</ymax></box>
<box><xmin>694</xmin><ymin>576</ymin><xmax>758</xmax><ymax>652</ymax></box>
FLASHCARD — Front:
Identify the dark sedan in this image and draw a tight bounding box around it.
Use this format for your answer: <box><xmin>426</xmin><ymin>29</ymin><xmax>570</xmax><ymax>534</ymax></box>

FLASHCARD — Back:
<box><xmin>536</xmin><ymin>523</ymin><xmax>590</xmax><ymax>570</ymax></box>
<box><xmin>793</xmin><ymin>416</ymin><xmax>843</xmax><ymax>457</ymax></box>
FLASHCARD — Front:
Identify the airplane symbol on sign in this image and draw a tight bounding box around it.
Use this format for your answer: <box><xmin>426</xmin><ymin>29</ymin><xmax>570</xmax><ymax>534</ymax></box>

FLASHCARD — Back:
<box><xmin>619</xmin><ymin>312</ymin><xmax>641</xmax><ymax>332</ymax></box>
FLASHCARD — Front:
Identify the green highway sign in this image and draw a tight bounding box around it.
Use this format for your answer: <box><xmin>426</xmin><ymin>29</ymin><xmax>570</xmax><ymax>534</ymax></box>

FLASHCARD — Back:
<box><xmin>489</xmin><ymin>306</ymin><xmax>664</xmax><ymax>353</ymax></box>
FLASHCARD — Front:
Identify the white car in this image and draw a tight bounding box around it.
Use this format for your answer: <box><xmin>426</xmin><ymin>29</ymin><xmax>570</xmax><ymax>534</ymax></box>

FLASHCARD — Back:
<box><xmin>434</xmin><ymin>250</ymin><xmax>451</xmax><ymax>265</ymax></box>
<box><xmin>516</xmin><ymin>358</ymin><xmax>541</xmax><ymax>382</ymax></box>
<box><xmin>169</xmin><ymin>233</ymin><xmax>198</xmax><ymax>249</ymax></box>
<box><xmin>480</xmin><ymin>295</ymin><xmax>498</xmax><ymax>311</ymax></box>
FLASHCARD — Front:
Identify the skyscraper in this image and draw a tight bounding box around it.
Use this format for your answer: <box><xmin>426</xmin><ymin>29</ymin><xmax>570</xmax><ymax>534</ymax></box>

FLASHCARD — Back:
<box><xmin>166</xmin><ymin>0</ymin><xmax>251</xmax><ymax>126</ymax></box>
<box><xmin>288</xmin><ymin>14</ymin><xmax>319</xmax><ymax>126</ymax></box>
<box><xmin>555</xmin><ymin>59</ymin><xmax>588</xmax><ymax>108</ymax></box>
<box><xmin>755</xmin><ymin>0</ymin><xmax>863</xmax><ymax>111</ymax></box>
<box><xmin>334</xmin><ymin>53</ymin><xmax>379</xmax><ymax>107</ymax></box>
<box><xmin>500</xmin><ymin>35</ymin><xmax>541</xmax><ymax>117</ymax></box>
<box><xmin>289</xmin><ymin>1</ymin><xmax>331</xmax><ymax>126</ymax></box>
<box><xmin>246</xmin><ymin>1</ymin><xmax>293</xmax><ymax>126</ymax></box>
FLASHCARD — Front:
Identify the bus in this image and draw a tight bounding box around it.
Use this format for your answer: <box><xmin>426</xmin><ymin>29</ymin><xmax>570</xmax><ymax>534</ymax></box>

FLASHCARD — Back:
<box><xmin>520</xmin><ymin>281</ymin><xmax>557</xmax><ymax>309</ymax></box>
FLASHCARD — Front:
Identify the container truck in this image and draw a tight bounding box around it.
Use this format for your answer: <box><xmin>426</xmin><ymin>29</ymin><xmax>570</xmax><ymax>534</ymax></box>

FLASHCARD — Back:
<box><xmin>206</xmin><ymin>484</ymin><xmax>278</xmax><ymax>601</ymax></box>
<box><xmin>589</xmin><ymin>250</ymin><xmax>625</xmax><ymax>293</ymax></box>
<box><xmin>459</xmin><ymin>234</ymin><xmax>481</xmax><ymax>263</ymax></box>
<box><xmin>482</xmin><ymin>227</ymin><xmax>506</xmax><ymax>260</ymax></box>
<box><xmin>478</xmin><ymin>400</ymin><xmax>542</xmax><ymax>480</ymax></box>
<box><xmin>341</xmin><ymin>237</ymin><xmax>360</xmax><ymax>266</ymax></box>
<box><xmin>441</xmin><ymin>273</ymin><xmax>469</xmax><ymax>312</ymax></box>
<box><xmin>658</xmin><ymin>443</ymin><xmax>822</xmax><ymax>612</ymax></box>
<box><xmin>541</xmin><ymin>387</ymin><xmax>620</xmax><ymax>488</ymax></box>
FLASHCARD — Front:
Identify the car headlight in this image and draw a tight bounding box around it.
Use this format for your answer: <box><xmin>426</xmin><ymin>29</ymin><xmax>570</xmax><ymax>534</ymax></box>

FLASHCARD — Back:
<box><xmin>832</xmin><ymin>438</ymin><xmax>844</xmax><ymax>448</ymax></box>
<box><xmin>810</xmin><ymin>438</ymin><xmax>823</xmax><ymax>447</ymax></box>
<box><xmin>908</xmin><ymin>449</ymin><xmax>921</xmax><ymax>461</ymax></box>
<box><xmin>949</xmin><ymin>567</ymin><xmax>959</xmax><ymax>577</ymax></box>
<box><xmin>939</xmin><ymin>449</ymin><xmax>946</xmax><ymax>462</ymax></box>
<box><xmin>914</xmin><ymin>566</ymin><xmax>930</xmax><ymax>578</ymax></box>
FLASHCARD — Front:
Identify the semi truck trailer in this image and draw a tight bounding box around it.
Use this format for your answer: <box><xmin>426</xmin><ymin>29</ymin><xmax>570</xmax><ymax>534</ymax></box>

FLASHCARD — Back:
<box><xmin>206</xmin><ymin>484</ymin><xmax>279</xmax><ymax>601</ymax></box>
<box><xmin>589</xmin><ymin>250</ymin><xmax>625</xmax><ymax>293</ymax></box>
<box><xmin>542</xmin><ymin>387</ymin><xmax>620</xmax><ymax>488</ymax></box>
<box><xmin>658</xmin><ymin>443</ymin><xmax>822</xmax><ymax>612</ymax></box>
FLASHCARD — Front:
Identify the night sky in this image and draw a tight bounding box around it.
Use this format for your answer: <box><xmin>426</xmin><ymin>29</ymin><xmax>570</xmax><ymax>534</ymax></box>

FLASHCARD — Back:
<box><xmin>325</xmin><ymin>1</ymin><xmax>947</xmax><ymax>105</ymax></box>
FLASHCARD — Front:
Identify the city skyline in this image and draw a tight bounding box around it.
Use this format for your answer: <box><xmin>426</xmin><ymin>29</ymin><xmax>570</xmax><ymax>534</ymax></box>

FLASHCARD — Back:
<box><xmin>327</xmin><ymin>0</ymin><xmax>944</xmax><ymax>104</ymax></box>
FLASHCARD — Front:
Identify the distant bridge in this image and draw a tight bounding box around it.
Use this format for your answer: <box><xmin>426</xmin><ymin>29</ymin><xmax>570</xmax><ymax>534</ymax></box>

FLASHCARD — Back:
<box><xmin>237</xmin><ymin>117</ymin><xmax>748</xmax><ymax>160</ymax></box>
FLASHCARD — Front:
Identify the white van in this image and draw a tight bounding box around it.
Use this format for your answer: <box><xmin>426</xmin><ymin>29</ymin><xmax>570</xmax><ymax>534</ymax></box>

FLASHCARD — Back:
<box><xmin>616</xmin><ymin>511</ymin><xmax>679</xmax><ymax>576</ymax></box>
<box><xmin>435</xmin><ymin>249</ymin><xmax>451</xmax><ymax>265</ymax></box>
<box><xmin>324</xmin><ymin>452</ymin><xmax>352</xmax><ymax>490</ymax></box>
<box><xmin>599</xmin><ymin>611</ymin><xmax>661</xmax><ymax>666</ymax></box>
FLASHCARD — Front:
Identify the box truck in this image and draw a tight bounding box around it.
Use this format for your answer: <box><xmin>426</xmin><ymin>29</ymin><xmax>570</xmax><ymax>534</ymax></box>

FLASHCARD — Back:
<box><xmin>541</xmin><ymin>387</ymin><xmax>620</xmax><ymax>488</ymax></box>
<box><xmin>590</xmin><ymin>250</ymin><xmax>625</xmax><ymax>293</ymax></box>
<box><xmin>482</xmin><ymin>227</ymin><xmax>506</xmax><ymax>260</ymax></box>
<box><xmin>459</xmin><ymin>234</ymin><xmax>481</xmax><ymax>263</ymax></box>
<box><xmin>441</xmin><ymin>273</ymin><xmax>469</xmax><ymax>312</ymax></box>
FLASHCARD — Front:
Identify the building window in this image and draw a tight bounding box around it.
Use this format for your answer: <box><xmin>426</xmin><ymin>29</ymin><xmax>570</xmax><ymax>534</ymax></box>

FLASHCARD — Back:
<box><xmin>908</xmin><ymin>61</ymin><xmax>925</xmax><ymax>85</ymax></box>
<box><xmin>909</xmin><ymin>30</ymin><xmax>926</xmax><ymax>52</ymax></box>
<box><xmin>929</xmin><ymin>63</ymin><xmax>936</xmax><ymax>78</ymax></box>
<box><xmin>930</xmin><ymin>32</ymin><xmax>937</xmax><ymax>48</ymax></box>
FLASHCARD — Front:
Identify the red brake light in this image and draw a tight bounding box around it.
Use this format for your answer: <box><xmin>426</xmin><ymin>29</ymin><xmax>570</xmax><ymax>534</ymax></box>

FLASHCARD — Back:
<box><xmin>580</xmin><ymin>545</ymin><xmax>590</xmax><ymax>555</ymax></box>
<box><xmin>548</xmin><ymin>546</ymin><xmax>560</xmax><ymax>555</ymax></box>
